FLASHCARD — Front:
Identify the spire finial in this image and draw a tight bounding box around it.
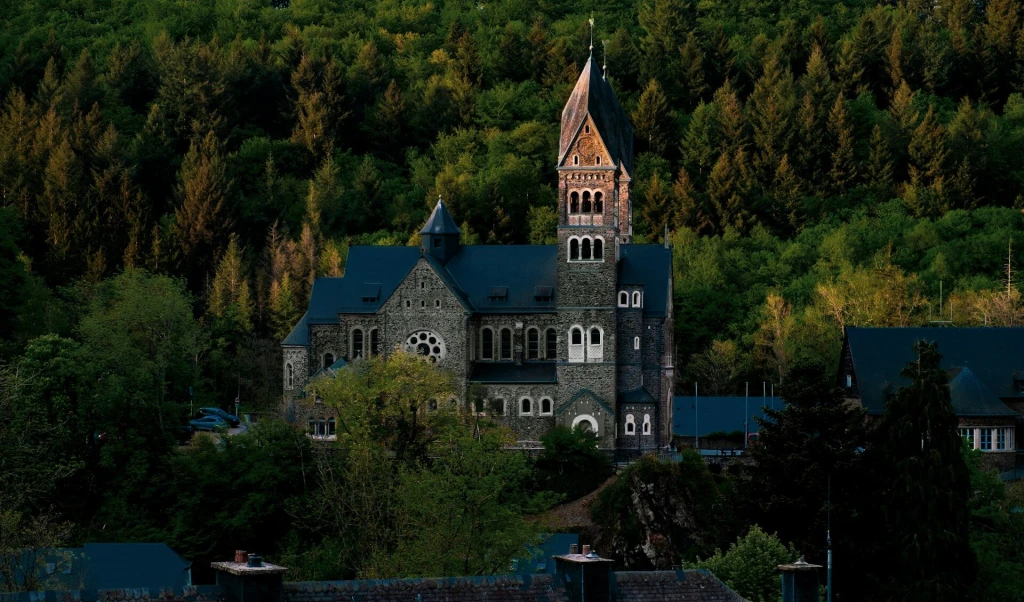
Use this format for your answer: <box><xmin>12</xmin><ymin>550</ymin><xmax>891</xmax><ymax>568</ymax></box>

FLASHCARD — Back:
<box><xmin>588</xmin><ymin>14</ymin><xmax>595</xmax><ymax>52</ymax></box>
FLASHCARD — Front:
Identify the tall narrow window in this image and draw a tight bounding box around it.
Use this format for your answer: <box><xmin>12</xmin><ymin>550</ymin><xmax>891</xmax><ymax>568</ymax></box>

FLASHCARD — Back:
<box><xmin>352</xmin><ymin>328</ymin><xmax>364</xmax><ymax>358</ymax></box>
<box><xmin>570</xmin><ymin>238</ymin><xmax>580</xmax><ymax>260</ymax></box>
<box><xmin>541</xmin><ymin>398</ymin><xmax>553</xmax><ymax>415</ymax></box>
<box><xmin>634</xmin><ymin>336</ymin><xmax>640</xmax><ymax>350</ymax></box>
<box><xmin>569</xmin><ymin>327</ymin><xmax>584</xmax><ymax>363</ymax></box>
<box><xmin>593</xmin><ymin>238</ymin><xmax>603</xmax><ymax>260</ymax></box>
<box><xmin>573</xmin><ymin>155</ymin><xmax>579</xmax><ymax>165</ymax></box>
<box><xmin>370</xmin><ymin>329</ymin><xmax>379</xmax><ymax>356</ymax></box>
<box><xmin>581</xmin><ymin>238</ymin><xmax>592</xmax><ymax>260</ymax></box>
<box><xmin>545</xmin><ymin>328</ymin><xmax>557</xmax><ymax>359</ymax></box>
<box><xmin>520</xmin><ymin>398</ymin><xmax>532</xmax><ymax>416</ymax></box>
<box><xmin>481</xmin><ymin>328</ymin><xmax>494</xmax><ymax>360</ymax></box>
<box><xmin>998</xmin><ymin>428</ymin><xmax>1008</xmax><ymax>450</ymax></box>
<box><xmin>582</xmin><ymin>191</ymin><xmax>592</xmax><ymax>213</ymax></box>
<box><xmin>960</xmin><ymin>427</ymin><xmax>975</xmax><ymax>449</ymax></box>
<box><xmin>500</xmin><ymin>328</ymin><xmax>512</xmax><ymax>360</ymax></box>
<box><xmin>286</xmin><ymin>363</ymin><xmax>294</xmax><ymax>389</ymax></box>
<box><xmin>595</xmin><ymin>192</ymin><xmax>603</xmax><ymax>213</ymax></box>
<box><xmin>585</xmin><ymin>124</ymin><xmax>590</xmax><ymax>134</ymax></box>
<box><xmin>625</xmin><ymin>414</ymin><xmax>635</xmax><ymax>435</ymax></box>
<box><xmin>632</xmin><ymin>291</ymin><xmax>642</xmax><ymax>307</ymax></box>
<box><xmin>980</xmin><ymin>428</ymin><xmax>993</xmax><ymax>450</ymax></box>
<box><xmin>570</xmin><ymin>192</ymin><xmax>579</xmax><ymax>213</ymax></box>
<box><xmin>527</xmin><ymin>328</ymin><xmax>539</xmax><ymax>360</ymax></box>
<box><xmin>324</xmin><ymin>353</ymin><xmax>334</xmax><ymax>368</ymax></box>
<box><xmin>618</xmin><ymin>291</ymin><xmax>629</xmax><ymax>307</ymax></box>
<box><xmin>642</xmin><ymin>414</ymin><xmax>652</xmax><ymax>435</ymax></box>
<box><xmin>588</xmin><ymin>327</ymin><xmax>603</xmax><ymax>362</ymax></box>
<box><xmin>595</xmin><ymin>156</ymin><xmax>601</xmax><ymax>166</ymax></box>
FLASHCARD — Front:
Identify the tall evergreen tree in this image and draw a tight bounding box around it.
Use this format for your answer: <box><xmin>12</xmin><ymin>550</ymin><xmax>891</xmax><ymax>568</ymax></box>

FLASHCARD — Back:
<box><xmin>173</xmin><ymin>130</ymin><xmax>231</xmax><ymax>279</ymax></box>
<box><xmin>828</xmin><ymin>94</ymin><xmax>856</xmax><ymax>193</ymax></box>
<box><xmin>633</xmin><ymin>79</ymin><xmax>671</xmax><ymax>155</ymax></box>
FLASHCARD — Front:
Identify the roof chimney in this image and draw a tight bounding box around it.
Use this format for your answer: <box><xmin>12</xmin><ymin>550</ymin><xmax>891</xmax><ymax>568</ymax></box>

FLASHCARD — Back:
<box><xmin>553</xmin><ymin>545</ymin><xmax>614</xmax><ymax>602</ymax></box>
<box><xmin>778</xmin><ymin>557</ymin><xmax>822</xmax><ymax>602</ymax></box>
<box><xmin>212</xmin><ymin>554</ymin><xmax>287</xmax><ymax>602</ymax></box>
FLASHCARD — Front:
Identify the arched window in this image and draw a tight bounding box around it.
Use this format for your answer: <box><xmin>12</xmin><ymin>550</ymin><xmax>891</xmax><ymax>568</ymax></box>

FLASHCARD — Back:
<box><xmin>352</xmin><ymin>328</ymin><xmax>364</xmax><ymax>358</ymax></box>
<box><xmin>494</xmin><ymin>397</ymin><xmax>506</xmax><ymax>416</ymax></box>
<box><xmin>569</xmin><ymin>238</ymin><xmax>580</xmax><ymax>260</ymax></box>
<box><xmin>634</xmin><ymin>336</ymin><xmax>641</xmax><ymax>350</ymax></box>
<box><xmin>582</xmin><ymin>191</ymin><xmax>592</xmax><ymax>213</ymax></box>
<box><xmin>625</xmin><ymin>414</ymin><xmax>636</xmax><ymax>435</ymax></box>
<box><xmin>595</xmin><ymin>156</ymin><xmax>601</xmax><ymax>166</ymax></box>
<box><xmin>286</xmin><ymin>363</ymin><xmax>294</xmax><ymax>389</ymax></box>
<box><xmin>545</xmin><ymin>328</ymin><xmax>557</xmax><ymax>359</ymax></box>
<box><xmin>569</xmin><ymin>326</ymin><xmax>584</xmax><ymax>363</ymax></box>
<box><xmin>541</xmin><ymin>398</ymin><xmax>553</xmax><ymax>415</ymax></box>
<box><xmin>642</xmin><ymin>414</ymin><xmax>652</xmax><ymax>435</ymax></box>
<box><xmin>585</xmin><ymin>124</ymin><xmax>590</xmax><ymax>134</ymax></box>
<box><xmin>588</xmin><ymin>327</ymin><xmax>604</xmax><ymax>363</ymax></box>
<box><xmin>500</xmin><ymin>328</ymin><xmax>512</xmax><ymax>360</ymax></box>
<box><xmin>481</xmin><ymin>328</ymin><xmax>494</xmax><ymax>360</ymax></box>
<box><xmin>632</xmin><ymin>291</ymin><xmax>642</xmax><ymax>307</ymax></box>
<box><xmin>595</xmin><ymin>191</ymin><xmax>603</xmax><ymax>213</ymax></box>
<box><xmin>593</xmin><ymin>238</ymin><xmax>603</xmax><ymax>260</ymax></box>
<box><xmin>570</xmin><ymin>192</ymin><xmax>579</xmax><ymax>213</ymax></box>
<box><xmin>324</xmin><ymin>353</ymin><xmax>335</xmax><ymax>368</ymax></box>
<box><xmin>405</xmin><ymin>299</ymin><xmax>411</xmax><ymax>308</ymax></box>
<box><xmin>581</xmin><ymin>238</ymin><xmax>592</xmax><ymax>260</ymax></box>
<box><xmin>618</xmin><ymin>291</ymin><xmax>629</xmax><ymax>307</ymax></box>
<box><xmin>573</xmin><ymin>155</ymin><xmax>579</xmax><ymax>165</ymax></box>
<box><xmin>435</xmin><ymin>299</ymin><xmax>440</xmax><ymax>308</ymax></box>
<box><xmin>527</xmin><ymin>328</ymin><xmax>539</xmax><ymax>360</ymax></box>
<box><xmin>520</xmin><ymin>397</ymin><xmax>532</xmax><ymax>416</ymax></box>
<box><xmin>370</xmin><ymin>329</ymin><xmax>379</xmax><ymax>356</ymax></box>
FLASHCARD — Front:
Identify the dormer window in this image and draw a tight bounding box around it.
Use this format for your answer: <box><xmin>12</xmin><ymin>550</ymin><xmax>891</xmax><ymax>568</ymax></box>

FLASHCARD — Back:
<box><xmin>488</xmin><ymin>286</ymin><xmax>508</xmax><ymax>301</ymax></box>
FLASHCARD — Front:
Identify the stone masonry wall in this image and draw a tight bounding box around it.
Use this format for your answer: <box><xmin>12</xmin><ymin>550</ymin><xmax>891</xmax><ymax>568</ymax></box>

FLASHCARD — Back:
<box><xmin>476</xmin><ymin>383</ymin><xmax>560</xmax><ymax>445</ymax></box>
<box><xmin>0</xmin><ymin>587</ymin><xmax>225</xmax><ymax>602</ymax></box>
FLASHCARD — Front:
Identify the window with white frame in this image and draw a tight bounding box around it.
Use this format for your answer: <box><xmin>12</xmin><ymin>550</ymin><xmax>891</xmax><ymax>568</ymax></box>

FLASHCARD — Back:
<box><xmin>998</xmin><ymin>427</ymin><xmax>1009</xmax><ymax>450</ymax></box>
<box><xmin>587</xmin><ymin>326</ymin><xmax>603</xmax><ymax>362</ymax></box>
<box><xmin>308</xmin><ymin>418</ymin><xmax>337</xmax><ymax>440</ymax></box>
<box><xmin>634</xmin><ymin>336</ymin><xmax>640</xmax><ymax>350</ymax></box>
<box><xmin>286</xmin><ymin>363</ymin><xmax>294</xmax><ymax>389</ymax></box>
<box><xmin>618</xmin><ymin>291</ymin><xmax>629</xmax><ymax>307</ymax></box>
<box><xmin>568</xmin><ymin>236</ymin><xmax>605</xmax><ymax>262</ymax></box>
<box><xmin>481</xmin><ymin>327</ymin><xmax>494</xmax><ymax>360</ymax></box>
<box><xmin>540</xmin><ymin>398</ymin><xmax>553</xmax><ymax>415</ymax></box>
<box><xmin>625</xmin><ymin>414</ymin><xmax>635</xmax><ymax>435</ymax></box>
<box><xmin>961</xmin><ymin>426</ymin><xmax>1014</xmax><ymax>452</ymax></box>
<box><xmin>570</xmin><ymin>191</ymin><xmax>580</xmax><ymax>213</ymax></box>
<box><xmin>569</xmin><ymin>326</ymin><xmax>585</xmax><ymax>362</ymax></box>
<box><xmin>642</xmin><ymin>414</ymin><xmax>652</xmax><ymax>435</ymax></box>
<box><xmin>980</xmin><ymin>428</ymin><xmax>993</xmax><ymax>450</ymax></box>
<box><xmin>520</xmin><ymin>397</ymin><xmax>532</xmax><ymax>416</ymax></box>
<box><xmin>960</xmin><ymin>427</ymin><xmax>975</xmax><ymax>448</ymax></box>
<box><xmin>569</xmin><ymin>238</ymin><xmax>580</xmax><ymax>260</ymax></box>
<box><xmin>632</xmin><ymin>291</ymin><xmax>642</xmax><ymax>307</ymax></box>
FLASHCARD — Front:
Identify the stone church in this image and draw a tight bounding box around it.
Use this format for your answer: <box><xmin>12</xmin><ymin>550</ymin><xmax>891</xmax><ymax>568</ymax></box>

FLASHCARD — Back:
<box><xmin>282</xmin><ymin>54</ymin><xmax>675</xmax><ymax>451</ymax></box>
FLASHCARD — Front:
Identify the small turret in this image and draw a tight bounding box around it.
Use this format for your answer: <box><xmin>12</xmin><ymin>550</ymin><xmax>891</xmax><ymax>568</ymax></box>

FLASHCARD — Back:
<box><xmin>420</xmin><ymin>198</ymin><xmax>461</xmax><ymax>264</ymax></box>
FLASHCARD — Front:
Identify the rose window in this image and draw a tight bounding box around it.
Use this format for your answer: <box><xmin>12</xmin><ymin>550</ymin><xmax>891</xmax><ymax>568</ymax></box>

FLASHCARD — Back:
<box><xmin>404</xmin><ymin>330</ymin><xmax>446</xmax><ymax>362</ymax></box>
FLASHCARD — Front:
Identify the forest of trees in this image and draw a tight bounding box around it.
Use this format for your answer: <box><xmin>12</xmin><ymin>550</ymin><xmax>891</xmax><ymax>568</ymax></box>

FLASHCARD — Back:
<box><xmin>1</xmin><ymin>0</ymin><xmax>1024</xmax><ymax>397</ymax></box>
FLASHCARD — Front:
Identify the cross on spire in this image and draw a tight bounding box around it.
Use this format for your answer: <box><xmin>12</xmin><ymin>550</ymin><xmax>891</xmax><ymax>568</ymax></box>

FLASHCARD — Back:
<box><xmin>588</xmin><ymin>14</ymin><xmax>595</xmax><ymax>52</ymax></box>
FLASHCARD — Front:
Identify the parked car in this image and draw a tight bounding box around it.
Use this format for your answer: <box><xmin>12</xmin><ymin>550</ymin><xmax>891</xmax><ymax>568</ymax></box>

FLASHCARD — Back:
<box><xmin>198</xmin><ymin>407</ymin><xmax>241</xmax><ymax>427</ymax></box>
<box><xmin>189</xmin><ymin>415</ymin><xmax>229</xmax><ymax>432</ymax></box>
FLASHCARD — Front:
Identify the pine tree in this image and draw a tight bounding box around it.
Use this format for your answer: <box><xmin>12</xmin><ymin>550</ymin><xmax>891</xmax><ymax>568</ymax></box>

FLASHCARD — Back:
<box><xmin>496</xmin><ymin>22</ymin><xmax>529</xmax><ymax>82</ymax></box>
<box><xmin>749</xmin><ymin>53</ymin><xmax>796</xmax><ymax>189</ymax></box>
<box><xmin>318</xmin><ymin>239</ymin><xmax>344</xmax><ymax>278</ymax></box>
<box><xmin>904</xmin><ymin>105</ymin><xmax>949</xmax><ymax>216</ymax></box>
<box><xmin>773</xmin><ymin>154</ymin><xmax>802</xmax><ymax>229</ymax></box>
<box><xmin>41</xmin><ymin>136</ymin><xmax>80</xmax><ymax>260</ymax></box>
<box><xmin>526</xmin><ymin>17</ymin><xmax>549</xmax><ymax>82</ymax></box>
<box><xmin>886</xmin><ymin>28</ymin><xmax>906</xmax><ymax>92</ymax></box>
<box><xmin>708</xmin><ymin>149</ymin><xmax>751</xmax><ymax>232</ymax></box>
<box><xmin>980</xmin><ymin>0</ymin><xmax>1020</xmax><ymax>103</ymax></box>
<box><xmin>713</xmin><ymin>82</ymin><xmax>745</xmax><ymax>154</ymax></box>
<box><xmin>868</xmin><ymin>341</ymin><xmax>977</xmax><ymax>600</ymax></box>
<box><xmin>641</xmin><ymin>171</ymin><xmax>671</xmax><ymax>239</ymax></box>
<box><xmin>209</xmin><ymin>234</ymin><xmax>253</xmax><ymax>331</ymax></box>
<box><xmin>672</xmin><ymin>166</ymin><xmax>711</xmax><ymax>233</ymax></box>
<box><xmin>269</xmin><ymin>271</ymin><xmax>301</xmax><ymax>340</ymax></box>
<box><xmin>680</xmin><ymin>102</ymin><xmax>720</xmax><ymax>185</ymax></box>
<box><xmin>633</xmin><ymin>79</ymin><xmax>671</xmax><ymax>154</ymax></box>
<box><xmin>678</xmin><ymin>32</ymin><xmax>707</xmax><ymax>110</ymax></box>
<box><xmin>867</xmin><ymin>124</ymin><xmax>896</xmax><ymax>201</ymax></box>
<box><xmin>173</xmin><ymin>129</ymin><xmax>231</xmax><ymax>274</ymax></box>
<box><xmin>828</xmin><ymin>94</ymin><xmax>857</xmax><ymax>193</ymax></box>
<box><xmin>638</xmin><ymin>0</ymin><xmax>690</xmax><ymax>99</ymax></box>
<box><xmin>372</xmin><ymin>80</ymin><xmax>405</xmax><ymax>154</ymax></box>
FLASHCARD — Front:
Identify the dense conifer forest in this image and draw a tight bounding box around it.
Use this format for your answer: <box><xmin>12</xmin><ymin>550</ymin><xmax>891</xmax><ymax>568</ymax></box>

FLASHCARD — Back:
<box><xmin>3</xmin><ymin>0</ymin><xmax>1024</xmax><ymax>599</ymax></box>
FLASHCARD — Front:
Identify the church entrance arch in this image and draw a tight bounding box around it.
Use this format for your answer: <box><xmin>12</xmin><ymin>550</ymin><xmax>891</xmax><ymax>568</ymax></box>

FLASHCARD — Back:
<box><xmin>572</xmin><ymin>414</ymin><xmax>599</xmax><ymax>434</ymax></box>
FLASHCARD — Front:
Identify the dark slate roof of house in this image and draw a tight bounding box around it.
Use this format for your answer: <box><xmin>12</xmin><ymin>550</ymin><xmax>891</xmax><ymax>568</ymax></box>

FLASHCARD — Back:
<box><xmin>559</xmin><ymin>54</ymin><xmax>634</xmax><ymax>176</ymax></box>
<box><xmin>845</xmin><ymin>327</ymin><xmax>1024</xmax><ymax>415</ymax></box>
<box><xmin>620</xmin><ymin>387</ymin><xmax>658</xmax><ymax>404</ymax></box>
<box><xmin>619</xmin><ymin>245</ymin><xmax>672</xmax><ymax>318</ymax></box>
<box><xmin>285</xmin><ymin>243</ymin><xmax>670</xmax><ymax>345</ymax></box>
<box><xmin>672</xmin><ymin>396</ymin><xmax>785</xmax><ymax>438</ymax></box>
<box><xmin>281</xmin><ymin>570</ymin><xmax>747</xmax><ymax>602</ymax></box>
<box><xmin>80</xmin><ymin>543</ymin><xmax>191</xmax><ymax>590</ymax></box>
<box><xmin>948</xmin><ymin>367</ymin><xmax>1019</xmax><ymax>417</ymax></box>
<box><xmin>470</xmin><ymin>361</ymin><xmax>558</xmax><ymax>383</ymax></box>
<box><xmin>420</xmin><ymin>199</ymin><xmax>461</xmax><ymax>235</ymax></box>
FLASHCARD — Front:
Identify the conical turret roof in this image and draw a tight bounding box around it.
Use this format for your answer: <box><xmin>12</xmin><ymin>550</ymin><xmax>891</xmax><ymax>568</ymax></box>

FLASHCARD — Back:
<box><xmin>559</xmin><ymin>55</ymin><xmax>634</xmax><ymax>175</ymax></box>
<box><xmin>420</xmin><ymin>199</ymin><xmax>461</xmax><ymax>235</ymax></box>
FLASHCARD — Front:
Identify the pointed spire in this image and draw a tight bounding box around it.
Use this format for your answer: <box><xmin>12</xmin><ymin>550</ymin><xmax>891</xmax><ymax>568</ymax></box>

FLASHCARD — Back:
<box><xmin>420</xmin><ymin>196</ymin><xmax>461</xmax><ymax>235</ymax></box>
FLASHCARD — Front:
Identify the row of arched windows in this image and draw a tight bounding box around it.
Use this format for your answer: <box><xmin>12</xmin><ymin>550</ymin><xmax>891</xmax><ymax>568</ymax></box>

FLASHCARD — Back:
<box><xmin>478</xmin><ymin>327</ymin><xmax>557</xmax><ymax>361</ymax></box>
<box><xmin>568</xmin><ymin>325</ymin><xmax>604</xmax><ymax>363</ymax></box>
<box><xmin>569</xmin><ymin>190</ymin><xmax>604</xmax><ymax>214</ymax></box>
<box><xmin>624</xmin><ymin>413</ymin><xmax>652</xmax><ymax>435</ymax></box>
<box><xmin>568</xmin><ymin>236</ymin><xmax>604</xmax><ymax>261</ymax></box>
<box><xmin>349</xmin><ymin>327</ymin><xmax>380</xmax><ymax>361</ymax></box>
<box><xmin>518</xmin><ymin>396</ymin><xmax>554</xmax><ymax>416</ymax></box>
<box><xmin>618</xmin><ymin>290</ymin><xmax>643</xmax><ymax>308</ymax></box>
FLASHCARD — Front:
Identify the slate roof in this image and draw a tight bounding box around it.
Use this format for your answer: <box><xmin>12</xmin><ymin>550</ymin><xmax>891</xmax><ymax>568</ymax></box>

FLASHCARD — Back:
<box><xmin>420</xmin><ymin>199</ymin><xmax>461</xmax><ymax>235</ymax></box>
<box><xmin>282</xmin><ymin>570</ymin><xmax>747</xmax><ymax>602</ymax></box>
<box><xmin>619</xmin><ymin>245</ymin><xmax>672</xmax><ymax>317</ymax></box>
<box><xmin>6</xmin><ymin>543</ymin><xmax>194</xmax><ymax>591</ymax></box>
<box><xmin>948</xmin><ymin>367</ymin><xmax>1019</xmax><ymax>417</ymax></box>
<box><xmin>844</xmin><ymin>327</ymin><xmax>1024</xmax><ymax>415</ymax></box>
<box><xmin>470</xmin><ymin>362</ymin><xmax>557</xmax><ymax>383</ymax></box>
<box><xmin>672</xmin><ymin>396</ymin><xmax>785</xmax><ymax>438</ymax></box>
<box><xmin>559</xmin><ymin>54</ymin><xmax>634</xmax><ymax>176</ymax></box>
<box><xmin>511</xmin><ymin>534</ymin><xmax>579</xmax><ymax>575</ymax></box>
<box><xmin>620</xmin><ymin>387</ymin><xmax>658</xmax><ymax>404</ymax></box>
<box><xmin>285</xmin><ymin>244</ymin><xmax>671</xmax><ymax>345</ymax></box>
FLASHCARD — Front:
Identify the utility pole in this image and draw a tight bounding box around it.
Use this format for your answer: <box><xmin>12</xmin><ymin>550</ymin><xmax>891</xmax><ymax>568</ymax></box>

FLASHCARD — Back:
<box><xmin>744</xmin><ymin>382</ymin><xmax>749</xmax><ymax>449</ymax></box>
<box><xmin>827</xmin><ymin>474</ymin><xmax>833</xmax><ymax>602</ymax></box>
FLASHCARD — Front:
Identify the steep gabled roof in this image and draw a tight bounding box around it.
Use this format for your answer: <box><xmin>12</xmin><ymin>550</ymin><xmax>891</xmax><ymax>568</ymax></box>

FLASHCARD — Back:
<box><xmin>948</xmin><ymin>367</ymin><xmax>1019</xmax><ymax>417</ymax></box>
<box><xmin>308</xmin><ymin>246</ymin><xmax>421</xmax><ymax>318</ymax></box>
<box><xmin>420</xmin><ymin>199</ymin><xmax>461</xmax><ymax>235</ymax></box>
<box><xmin>444</xmin><ymin>245</ymin><xmax>558</xmax><ymax>313</ymax></box>
<box><xmin>559</xmin><ymin>55</ymin><xmax>634</xmax><ymax>175</ymax></box>
<box><xmin>619</xmin><ymin>245</ymin><xmax>672</xmax><ymax>317</ymax></box>
<box><xmin>845</xmin><ymin>327</ymin><xmax>1024</xmax><ymax>415</ymax></box>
